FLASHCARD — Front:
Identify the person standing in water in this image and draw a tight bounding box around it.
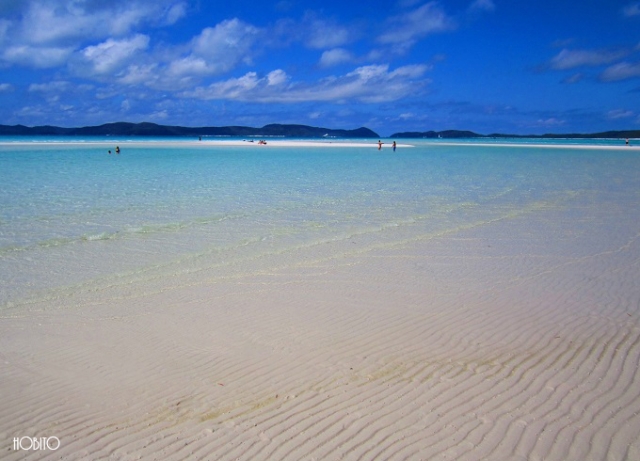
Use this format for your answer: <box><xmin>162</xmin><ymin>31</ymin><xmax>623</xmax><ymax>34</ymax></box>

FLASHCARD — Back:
<box><xmin>392</xmin><ymin>141</ymin><xmax>397</xmax><ymax>152</ymax></box>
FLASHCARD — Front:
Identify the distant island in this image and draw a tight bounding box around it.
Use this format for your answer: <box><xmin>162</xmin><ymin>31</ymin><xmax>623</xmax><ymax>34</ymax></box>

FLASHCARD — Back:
<box><xmin>390</xmin><ymin>129</ymin><xmax>640</xmax><ymax>139</ymax></box>
<box><xmin>0</xmin><ymin>122</ymin><xmax>379</xmax><ymax>138</ymax></box>
<box><xmin>0</xmin><ymin>122</ymin><xmax>638</xmax><ymax>139</ymax></box>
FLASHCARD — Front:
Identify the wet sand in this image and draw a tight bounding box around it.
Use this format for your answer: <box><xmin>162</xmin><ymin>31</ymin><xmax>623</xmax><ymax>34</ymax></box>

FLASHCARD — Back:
<box><xmin>2</xmin><ymin>186</ymin><xmax>639</xmax><ymax>460</ymax></box>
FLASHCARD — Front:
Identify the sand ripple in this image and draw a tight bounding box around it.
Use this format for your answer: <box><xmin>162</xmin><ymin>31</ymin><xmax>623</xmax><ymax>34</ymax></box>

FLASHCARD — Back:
<box><xmin>2</xmin><ymin>196</ymin><xmax>640</xmax><ymax>460</ymax></box>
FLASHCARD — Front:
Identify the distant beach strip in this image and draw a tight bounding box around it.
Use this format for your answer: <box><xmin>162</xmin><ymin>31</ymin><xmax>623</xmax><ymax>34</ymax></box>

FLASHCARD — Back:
<box><xmin>0</xmin><ymin>139</ymin><xmax>411</xmax><ymax>148</ymax></box>
<box><xmin>2</xmin><ymin>139</ymin><xmax>640</xmax><ymax>150</ymax></box>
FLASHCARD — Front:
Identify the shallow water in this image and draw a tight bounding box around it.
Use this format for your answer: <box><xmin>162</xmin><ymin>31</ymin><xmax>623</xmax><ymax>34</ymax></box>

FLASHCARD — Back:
<box><xmin>2</xmin><ymin>138</ymin><xmax>639</xmax><ymax>308</ymax></box>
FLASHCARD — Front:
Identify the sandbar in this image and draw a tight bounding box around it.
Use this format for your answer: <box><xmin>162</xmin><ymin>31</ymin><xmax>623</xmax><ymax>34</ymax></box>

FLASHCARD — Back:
<box><xmin>0</xmin><ymin>139</ymin><xmax>413</xmax><ymax>148</ymax></box>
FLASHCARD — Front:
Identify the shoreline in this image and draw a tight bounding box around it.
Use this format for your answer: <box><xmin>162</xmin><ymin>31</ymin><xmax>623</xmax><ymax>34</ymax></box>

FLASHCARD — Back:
<box><xmin>1</xmin><ymin>138</ymin><xmax>640</xmax><ymax>150</ymax></box>
<box><xmin>0</xmin><ymin>139</ymin><xmax>412</xmax><ymax>148</ymax></box>
<box><xmin>429</xmin><ymin>140</ymin><xmax>640</xmax><ymax>151</ymax></box>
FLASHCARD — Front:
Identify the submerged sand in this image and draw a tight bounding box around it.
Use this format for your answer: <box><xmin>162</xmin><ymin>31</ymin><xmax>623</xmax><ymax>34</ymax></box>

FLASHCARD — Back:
<box><xmin>2</xmin><ymin>179</ymin><xmax>639</xmax><ymax>461</ymax></box>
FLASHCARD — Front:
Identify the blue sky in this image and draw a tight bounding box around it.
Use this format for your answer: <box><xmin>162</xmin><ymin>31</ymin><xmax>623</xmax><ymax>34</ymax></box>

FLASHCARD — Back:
<box><xmin>0</xmin><ymin>0</ymin><xmax>639</xmax><ymax>135</ymax></box>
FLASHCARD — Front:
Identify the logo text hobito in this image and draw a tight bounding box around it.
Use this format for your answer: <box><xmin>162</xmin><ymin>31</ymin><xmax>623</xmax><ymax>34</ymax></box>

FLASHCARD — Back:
<box><xmin>13</xmin><ymin>436</ymin><xmax>60</xmax><ymax>451</ymax></box>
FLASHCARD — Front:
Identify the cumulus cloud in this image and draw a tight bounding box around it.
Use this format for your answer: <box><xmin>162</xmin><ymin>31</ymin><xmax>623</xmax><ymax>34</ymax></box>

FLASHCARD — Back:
<box><xmin>167</xmin><ymin>19</ymin><xmax>262</xmax><ymax>77</ymax></box>
<box><xmin>266</xmin><ymin>69</ymin><xmax>288</xmax><ymax>86</ymax></box>
<box><xmin>549</xmin><ymin>48</ymin><xmax>628</xmax><ymax>70</ymax></box>
<box><xmin>183</xmin><ymin>64</ymin><xmax>431</xmax><ymax>103</ymax></box>
<box><xmin>0</xmin><ymin>83</ymin><xmax>14</xmax><ymax>92</ymax></box>
<box><xmin>319</xmin><ymin>48</ymin><xmax>353</xmax><ymax>67</ymax></box>
<box><xmin>117</xmin><ymin>64</ymin><xmax>159</xmax><ymax>86</ymax></box>
<box><xmin>185</xmin><ymin>72</ymin><xmax>262</xmax><ymax>100</ymax></box>
<box><xmin>167</xmin><ymin>57</ymin><xmax>210</xmax><ymax>77</ymax></box>
<box><xmin>0</xmin><ymin>0</ymin><xmax>191</xmax><ymax>70</ymax></box>
<box><xmin>600</xmin><ymin>61</ymin><xmax>640</xmax><ymax>81</ymax></box>
<box><xmin>75</xmin><ymin>34</ymin><xmax>150</xmax><ymax>76</ymax></box>
<box><xmin>19</xmin><ymin>15</ymin><xmax>266</xmax><ymax>89</ymax></box>
<box><xmin>18</xmin><ymin>0</ymin><xmax>174</xmax><ymax>45</ymax></box>
<box><xmin>378</xmin><ymin>2</ymin><xmax>456</xmax><ymax>51</ymax></box>
<box><xmin>191</xmin><ymin>19</ymin><xmax>260</xmax><ymax>59</ymax></box>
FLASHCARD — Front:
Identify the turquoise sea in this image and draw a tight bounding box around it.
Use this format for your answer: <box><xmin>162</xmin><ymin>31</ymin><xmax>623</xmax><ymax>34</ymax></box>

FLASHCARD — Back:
<box><xmin>1</xmin><ymin>137</ymin><xmax>639</xmax><ymax>309</ymax></box>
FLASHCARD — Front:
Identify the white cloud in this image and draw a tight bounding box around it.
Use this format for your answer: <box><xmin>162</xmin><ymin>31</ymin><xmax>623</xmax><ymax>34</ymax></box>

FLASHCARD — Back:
<box><xmin>26</xmin><ymin>80</ymin><xmax>93</xmax><ymax>105</ymax></box>
<box><xmin>0</xmin><ymin>0</ymin><xmax>189</xmax><ymax>70</ymax></box>
<box><xmin>562</xmin><ymin>73</ymin><xmax>584</xmax><ymax>84</ymax></box>
<box><xmin>266</xmin><ymin>69</ymin><xmax>288</xmax><ymax>86</ymax></box>
<box><xmin>183</xmin><ymin>64</ymin><xmax>431</xmax><ymax>103</ymax></box>
<box><xmin>164</xmin><ymin>2</ymin><xmax>188</xmax><ymax>25</ymax></box>
<box><xmin>2</xmin><ymin>45</ymin><xmax>73</xmax><ymax>68</ymax></box>
<box><xmin>0</xmin><ymin>19</ymin><xmax>9</xmax><ymax>44</ymax></box>
<box><xmin>302</xmin><ymin>14</ymin><xmax>354</xmax><ymax>49</ymax></box>
<box><xmin>533</xmin><ymin>118</ymin><xmax>565</xmax><ymax>128</ymax></box>
<box><xmin>117</xmin><ymin>64</ymin><xmax>159</xmax><ymax>86</ymax></box>
<box><xmin>28</xmin><ymin>81</ymin><xmax>71</xmax><ymax>92</ymax></box>
<box><xmin>185</xmin><ymin>72</ymin><xmax>262</xmax><ymax>100</ymax></box>
<box><xmin>0</xmin><ymin>83</ymin><xmax>14</xmax><ymax>92</ymax></box>
<box><xmin>623</xmin><ymin>2</ymin><xmax>640</xmax><ymax>16</ymax></box>
<box><xmin>166</xmin><ymin>19</ymin><xmax>261</xmax><ymax>78</ymax></box>
<box><xmin>192</xmin><ymin>19</ymin><xmax>261</xmax><ymax>60</ymax></box>
<box><xmin>600</xmin><ymin>61</ymin><xmax>640</xmax><ymax>81</ymax></box>
<box><xmin>549</xmin><ymin>48</ymin><xmax>628</xmax><ymax>70</ymax></box>
<box><xmin>149</xmin><ymin>109</ymin><xmax>169</xmax><ymax>120</ymax></box>
<box><xmin>389</xmin><ymin>64</ymin><xmax>433</xmax><ymax>78</ymax></box>
<box><xmin>29</xmin><ymin>81</ymin><xmax>71</xmax><ymax>104</ymax></box>
<box><xmin>15</xmin><ymin>105</ymin><xmax>49</xmax><ymax>118</ymax></box>
<box><xmin>20</xmin><ymin>2</ymin><xmax>93</xmax><ymax>44</ymax></box>
<box><xmin>378</xmin><ymin>2</ymin><xmax>456</xmax><ymax>51</ymax></box>
<box><xmin>77</xmin><ymin>34</ymin><xmax>150</xmax><ymax>76</ymax></box>
<box><xmin>20</xmin><ymin>1</ymin><xmax>154</xmax><ymax>45</ymax></box>
<box><xmin>468</xmin><ymin>0</ymin><xmax>496</xmax><ymax>12</ymax></box>
<box><xmin>168</xmin><ymin>56</ymin><xmax>215</xmax><ymax>77</ymax></box>
<box><xmin>607</xmin><ymin>109</ymin><xmax>634</xmax><ymax>119</ymax></box>
<box><xmin>319</xmin><ymin>48</ymin><xmax>353</xmax><ymax>67</ymax></box>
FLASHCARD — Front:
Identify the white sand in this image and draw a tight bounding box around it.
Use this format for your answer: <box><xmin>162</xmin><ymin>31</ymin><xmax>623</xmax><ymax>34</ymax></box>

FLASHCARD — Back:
<box><xmin>4</xmin><ymin>138</ymin><xmax>640</xmax><ymax>151</ymax></box>
<box><xmin>429</xmin><ymin>141</ymin><xmax>640</xmax><ymax>151</ymax></box>
<box><xmin>2</xmin><ymin>194</ymin><xmax>639</xmax><ymax>460</ymax></box>
<box><xmin>202</xmin><ymin>140</ymin><xmax>412</xmax><ymax>148</ymax></box>
<box><xmin>0</xmin><ymin>140</ymin><xmax>412</xmax><ymax>148</ymax></box>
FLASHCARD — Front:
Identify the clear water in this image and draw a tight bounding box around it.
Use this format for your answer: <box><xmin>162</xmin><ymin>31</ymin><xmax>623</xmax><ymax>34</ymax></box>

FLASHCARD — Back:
<box><xmin>2</xmin><ymin>138</ymin><xmax>639</xmax><ymax>308</ymax></box>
